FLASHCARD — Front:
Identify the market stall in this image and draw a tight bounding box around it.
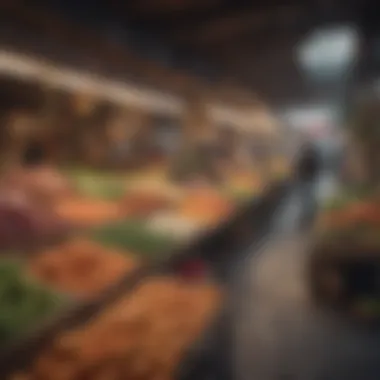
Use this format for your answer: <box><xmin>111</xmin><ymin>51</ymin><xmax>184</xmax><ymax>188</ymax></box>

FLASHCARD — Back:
<box><xmin>0</xmin><ymin>50</ymin><xmax>289</xmax><ymax>379</ymax></box>
<box><xmin>0</xmin><ymin>180</ymin><xmax>288</xmax><ymax>380</ymax></box>
<box><xmin>309</xmin><ymin>93</ymin><xmax>380</xmax><ymax>322</ymax></box>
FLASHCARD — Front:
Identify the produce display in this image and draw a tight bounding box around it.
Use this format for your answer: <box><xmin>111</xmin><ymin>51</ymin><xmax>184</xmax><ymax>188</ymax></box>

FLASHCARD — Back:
<box><xmin>178</xmin><ymin>189</ymin><xmax>235</xmax><ymax>227</ymax></box>
<box><xmin>309</xmin><ymin>94</ymin><xmax>380</xmax><ymax>320</ymax></box>
<box><xmin>0</xmin><ymin>70</ymin><xmax>287</xmax><ymax>377</ymax></box>
<box><xmin>0</xmin><ymin>261</ymin><xmax>63</xmax><ymax>346</ymax></box>
<box><xmin>0</xmin><ymin>194</ymin><xmax>70</xmax><ymax>250</ymax></box>
<box><xmin>28</xmin><ymin>239</ymin><xmax>139</xmax><ymax>298</ymax></box>
<box><xmin>317</xmin><ymin>191</ymin><xmax>380</xmax><ymax>244</ymax></box>
<box><xmin>310</xmin><ymin>189</ymin><xmax>380</xmax><ymax>321</ymax></box>
<box><xmin>124</xmin><ymin>175</ymin><xmax>184</xmax><ymax>201</ymax></box>
<box><xmin>147</xmin><ymin>211</ymin><xmax>203</xmax><ymax>240</ymax></box>
<box><xmin>1</xmin><ymin>166</ymin><xmax>74</xmax><ymax>206</ymax></box>
<box><xmin>0</xmin><ymin>148</ymin><xmax>270</xmax><ymax>357</ymax></box>
<box><xmin>10</xmin><ymin>276</ymin><xmax>223</xmax><ymax>380</ymax></box>
<box><xmin>0</xmin><ymin>166</ymin><xmax>80</xmax><ymax>249</ymax></box>
<box><xmin>65</xmin><ymin>169</ymin><xmax>127</xmax><ymax>201</ymax></box>
<box><xmin>223</xmin><ymin>171</ymin><xmax>263</xmax><ymax>202</ymax></box>
<box><xmin>0</xmin><ymin>162</ymin><xmax>250</xmax><ymax>260</ymax></box>
<box><xmin>120</xmin><ymin>191</ymin><xmax>176</xmax><ymax>218</ymax></box>
<box><xmin>88</xmin><ymin>220</ymin><xmax>180</xmax><ymax>259</ymax></box>
<box><xmin>54</xmin><ymin>197</ymin><xmax>122</xmax><ymax>227</ymax></box>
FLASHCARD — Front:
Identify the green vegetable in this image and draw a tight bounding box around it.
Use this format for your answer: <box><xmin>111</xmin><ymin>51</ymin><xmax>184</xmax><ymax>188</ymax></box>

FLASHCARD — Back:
<box><xmin>64</xmin><ymin>168</ymin><xmax>127</xmax><ymax>200</ymax></box>
<box><xmin>88</xmin><ymin>219</ymin><xmax>180</xmax><ymax>259</ymax></box>
<box><xmin>0</xmin><ymin>261</ymin><xmax>63</xmax><ymax>346</ymax></box>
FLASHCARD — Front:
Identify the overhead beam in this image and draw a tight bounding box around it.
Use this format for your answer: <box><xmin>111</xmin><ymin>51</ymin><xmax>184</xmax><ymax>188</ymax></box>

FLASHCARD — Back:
<box><xmin>0</xmin><ymin>2</ymin><xmax>209</xmax><ymax>97</ymax></box>
<box><xmin>0</xmin><ymin>50</ymin><xmax>267</xmax><ymax>130</ymax></box>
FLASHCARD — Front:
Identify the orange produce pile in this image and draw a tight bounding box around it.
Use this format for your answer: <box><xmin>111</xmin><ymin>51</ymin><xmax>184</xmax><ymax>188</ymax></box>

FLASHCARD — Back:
<box><xmin>54</xmin><ymin>197</ymin><xmax>122</xmax><ymax>227</ymax></box>
<box><xmin>11</xmin><ymin>277</ymin><xmax>222</xmax><ymax>380</ymax></box>
<box><xmin>28</xmin><ymin>239</ymin><xmax>139</xmax><ymax>298</ymax></box>
<box><xmin>121</xmin><ymin>192</ymin><xmax>174</xmax><ymax>217</ymax></box>
<box><xmin>179</xmin><ymin>190</ymin><xmax>234</xmax><ymax>226</ymax></box>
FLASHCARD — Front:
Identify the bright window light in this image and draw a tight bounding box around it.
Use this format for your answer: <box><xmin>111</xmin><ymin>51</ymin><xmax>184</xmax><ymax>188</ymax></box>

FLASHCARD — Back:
<box><xmin>297</xmin><ymin>25</ymin><xmax>360</xmax><ymax>76</ymax></box>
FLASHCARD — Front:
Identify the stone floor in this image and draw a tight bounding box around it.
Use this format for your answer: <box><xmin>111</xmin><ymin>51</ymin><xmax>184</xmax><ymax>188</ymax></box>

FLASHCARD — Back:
<box><xmin>234</xmin><ymin>174</ymin><xmax>380</xmax><ymax>380</ymax></box>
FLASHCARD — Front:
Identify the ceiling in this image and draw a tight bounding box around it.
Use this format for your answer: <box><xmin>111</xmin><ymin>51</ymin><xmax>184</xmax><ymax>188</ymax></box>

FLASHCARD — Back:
<box><xmin>7</xmin><ymin>0</ymin><xmax>380</xmax><ymax>106</ymax></box>
<box><xmin>125</xmin><ymin>0</ymin><xmax>379</xmax><ymax>106</ymax></box>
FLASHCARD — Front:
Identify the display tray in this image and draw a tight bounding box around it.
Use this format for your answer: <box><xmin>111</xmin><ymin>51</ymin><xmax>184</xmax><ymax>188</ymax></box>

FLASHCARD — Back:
<box><xmin>0</xmin><ymin>180</ymin><xmax>289</xmax><ymax>378</ymax></box>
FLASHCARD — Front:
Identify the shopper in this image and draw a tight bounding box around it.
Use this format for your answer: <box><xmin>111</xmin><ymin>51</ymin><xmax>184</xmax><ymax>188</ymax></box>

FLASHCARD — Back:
<box><xmin>295</xmin><ymin>141</ymin><xmax>321</xmax><ymax>183</ymax></box>
<box><xmin>295</xmin><ymin>140</ymin><xmax>321</xmax><ymax>228</ymax></box>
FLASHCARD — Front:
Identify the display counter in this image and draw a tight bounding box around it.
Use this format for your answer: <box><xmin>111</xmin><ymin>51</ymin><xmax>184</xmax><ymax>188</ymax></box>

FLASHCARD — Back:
<box><xmin>0</xmin><ymin>51</ymin><xmax>290</xmax><ymax>379</ymax></box>
<box><xmin>0</xmin><ymin>180</ymin><xmax>288</xmax><ymax>380</ymax></box>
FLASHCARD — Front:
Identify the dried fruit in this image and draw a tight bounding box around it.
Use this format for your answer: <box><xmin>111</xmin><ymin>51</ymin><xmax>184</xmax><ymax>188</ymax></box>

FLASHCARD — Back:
<box><xmin>19</xmin><ymin>277</ymin><xmax>222</xmax><ymax>380</ymax></box>
<box><xmin>29</xmin><ymin>239</ymin><xmax>139</xmax><ymax>298</ymax></box>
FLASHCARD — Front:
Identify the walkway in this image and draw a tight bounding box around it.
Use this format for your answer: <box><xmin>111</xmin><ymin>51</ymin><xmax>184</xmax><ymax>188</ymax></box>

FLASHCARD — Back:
<box><xmin>234</xmin><ymin>174</ymin><xmax>380</xmax><ymax>380</ymax></box>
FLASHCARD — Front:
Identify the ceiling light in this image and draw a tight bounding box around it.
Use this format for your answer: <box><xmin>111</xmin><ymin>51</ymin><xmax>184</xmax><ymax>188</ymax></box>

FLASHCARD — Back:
<box><xmin>297</xmin><ymin>25</ymin><xmax>360</xmax><ymax>80</ymax></box>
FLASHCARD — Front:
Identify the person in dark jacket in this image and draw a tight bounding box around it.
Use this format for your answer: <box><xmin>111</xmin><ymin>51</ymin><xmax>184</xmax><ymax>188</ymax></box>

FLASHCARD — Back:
<box><xmin>295</xmin><ymin>142</ymin><xmax>321</xmax><ymax>183</ymax></box>
<box><xmin>295</xmin><ymin>141</ymin><xmax>321</xmax><ymax>229</ymax></box>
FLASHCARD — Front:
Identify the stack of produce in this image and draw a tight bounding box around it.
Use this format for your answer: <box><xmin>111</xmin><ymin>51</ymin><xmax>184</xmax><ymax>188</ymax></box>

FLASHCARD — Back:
<box><xmin>317</xmin><ymin>192</ymin><xmax>380</xmax><ymax>244</ymax></box>
<box><xmin>89</xmin><ymin>220</ymin><xmax>180</xmax><ymax>259</ymax></box>
<box><xmin>125</xmin><ymin>176</ymin><xmax>184</xmax><ymax>202</ymax></box>
<box><xmin>0</xmin><ymin>165</ymin><xmax>80</xmax><ymax>249</ymax></box>
<box><xmin>67</xmin><ymin>170</ymin><xmax>127</xmax><ymax>201</ymax></box>
<box><xmin>1</xmin><ymin>165</ymin><xmax>74</xmax><ymax>207</ymax></box>
<box><xmin>28</xmin><ymin>239</ymin><xmax>139</xmax><ymax>298</ymax></box>
<box><xmin>0</xmin><ymin>192</ymin><xmax>70</xmax><ymax>250</ymax></box>
<box><xmin>178</xmin><ymin>189</ymin><xmax>235</xmax><ymax>227</ymax></box>
<box><xmin>147</xmin><ymin>211</ymin><xmax>203</xmax><ymax>240</ymax></box>
<box><xmin>224</xmin><ymin>171</ymin><xmax>262</xmax><ymax>201</ymax></box>
<box><xmin>54</xmin><ymin>197</ymin><xmax>122</xmax><ymax>227</ymax></box>
<box><xmin>120</xmin><ymin>191</ymin><xmax>175</xmax><ymax>218</ymax></box>
<box><xmin>0</xmin><ymin>261</ymin><xmax>62</xmax><ymax>345</ymax></box>
<box><xmin>310</xmin><ymin>191</ymin><xmax>380</xmax><ymax>320</ymax></box>
<box><xmin>11</xmin><ymin>277</ymin><xmax>222</xmax><ymax>380</ymax></box>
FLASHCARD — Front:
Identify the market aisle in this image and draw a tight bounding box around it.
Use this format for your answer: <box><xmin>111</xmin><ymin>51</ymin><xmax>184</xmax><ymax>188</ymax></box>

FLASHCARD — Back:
<box><xmin>234</xmin><ymin>176</ymin><xmax>380</xmax><ymax>380</ymax></box>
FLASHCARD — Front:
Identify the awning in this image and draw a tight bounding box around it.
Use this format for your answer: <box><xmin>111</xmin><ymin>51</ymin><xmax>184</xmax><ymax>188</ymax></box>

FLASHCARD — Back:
<box><xmin>0</xmin><ymin>49</ymin><xmax>278</xmax><ymax>134</ymax></box>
